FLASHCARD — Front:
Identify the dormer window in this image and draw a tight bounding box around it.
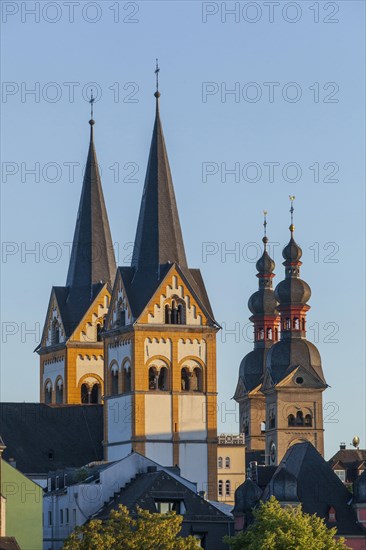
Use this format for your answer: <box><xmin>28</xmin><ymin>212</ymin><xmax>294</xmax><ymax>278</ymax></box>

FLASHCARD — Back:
<box><xmin>328</xmin><ymin>506</ymin><xmax>336</xmax><ymax>522</ymax></box>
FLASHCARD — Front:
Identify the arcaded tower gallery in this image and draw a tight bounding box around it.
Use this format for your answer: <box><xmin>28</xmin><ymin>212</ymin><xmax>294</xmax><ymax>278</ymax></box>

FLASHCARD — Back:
<box><xmin>37</xmin><ymin>105</ymin><xmax>116</xmax><ymax>405</ymax></box>
<box><xmin>102</xmin><ymin>86</ymin><xmax>220</xmax><ymax>498</ymax></box>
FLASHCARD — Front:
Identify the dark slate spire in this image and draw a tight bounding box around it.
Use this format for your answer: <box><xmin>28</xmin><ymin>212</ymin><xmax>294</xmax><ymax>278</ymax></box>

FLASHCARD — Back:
<box><xmin>131</xmin><ymin>81</ymin><xmax>188</xmax><ymax>273</ymax></box>
<box><xmin>66</xmin><ymin>110</ymin><xmax>116</xmax><ymax>294</ymax></box>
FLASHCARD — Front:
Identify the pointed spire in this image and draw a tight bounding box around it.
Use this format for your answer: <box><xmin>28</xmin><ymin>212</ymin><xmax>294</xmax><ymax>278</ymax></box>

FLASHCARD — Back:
<box><xmin>131</xmin><ymin>63</ymin><xmax>187</xmax><ymax>272</ymax></box>
<box><xmin>66</xmin><ymin>100</ymin><xmax>116</xmax><ymax>296</ymax></box>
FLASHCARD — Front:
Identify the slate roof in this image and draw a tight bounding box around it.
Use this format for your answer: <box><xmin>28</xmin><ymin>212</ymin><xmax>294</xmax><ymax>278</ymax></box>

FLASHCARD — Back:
<box><xmin>131</xmin><ymin>97</ymin><xmax>187</xmax><ymax>272</ymax></box>
<box><xmin>0</xmin><ymin>403</ymin><xmax>103</xmax><ymax>474</ymax></box>
<box><xmin>262</xmin><ymin>442</ymin><xmax>365</xmax><ymax>536</ymax></box>
<box><xmin>94</xmin><ymin>469</ymin><xmax>231</xmax><ymax>522</ymax></box>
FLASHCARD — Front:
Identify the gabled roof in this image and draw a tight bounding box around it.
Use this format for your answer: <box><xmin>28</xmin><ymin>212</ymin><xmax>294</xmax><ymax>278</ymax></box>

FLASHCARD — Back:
<box><xmin>0</xmin><ymin>403</ymin><xmax>103</xmax><ymax>474</ymax></box>
<box><xmin>94</xmin><ymin>468</ymin><xmax>230</xmax><ymax>522</ymax></box>
<box><xmin>131</xmin><ymin>96</ymin><xmax>187</xmax><ymax>272</ymax></box>
<box><xmin>118</xmin><ymin>263</ymin><xmax>215</xmax><ymax>324</ymax></box>
<box><xmin>329</xmin><ymin>449</ymin><xmax>366</xmax><ymax>467</ymax></box>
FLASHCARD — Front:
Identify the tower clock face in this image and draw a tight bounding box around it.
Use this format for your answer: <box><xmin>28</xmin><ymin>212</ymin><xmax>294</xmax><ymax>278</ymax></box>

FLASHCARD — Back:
<box><xmin>270</xmin><ymin>442</ymin><xmax>276</xmax><ymax>463</ymax></box>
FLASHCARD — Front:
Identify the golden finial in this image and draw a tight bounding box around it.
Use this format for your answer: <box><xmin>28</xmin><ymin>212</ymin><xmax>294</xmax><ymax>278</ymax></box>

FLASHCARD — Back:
<box><xmin>352</xmin><ymin>436</ymin><xmax>360</xmax><ymax>449</ymax></box>
<box><xmin>289</xmin><ymin>195</ymin><xmax>295</xmax><ymax>233</ymax></box>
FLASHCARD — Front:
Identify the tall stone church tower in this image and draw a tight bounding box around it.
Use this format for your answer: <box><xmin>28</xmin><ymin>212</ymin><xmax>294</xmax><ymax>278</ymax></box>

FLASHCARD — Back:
<box><xmin>262</xmin><ymin>209</ymin><xmax>327</xmax><ymax>465</ymax></box>
<box><xmin>103</xmin><ymin>89</ymin><xmax>220</xmax><ymax>498</ymax></box>
<box><xmin>235</xmin><ymin>202</ymin><xmax>327</xmax><ymax>466</ymax></box>
<box><xmin>36</xmin><ymin>114</ymin><xmax>116</xmax><ymax>404</ymax></box>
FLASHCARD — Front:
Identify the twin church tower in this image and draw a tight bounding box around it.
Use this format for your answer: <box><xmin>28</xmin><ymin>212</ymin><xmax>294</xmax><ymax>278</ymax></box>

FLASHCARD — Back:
<box><xmin>36</xmin><ymin>76</ymin><xmax>327</xmax><ymax>498</ymax></box>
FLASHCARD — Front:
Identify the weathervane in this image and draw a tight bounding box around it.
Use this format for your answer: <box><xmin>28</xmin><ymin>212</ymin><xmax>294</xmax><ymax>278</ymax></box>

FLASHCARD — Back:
<box><xmin>289</xmin><ymin>195</ymin><xmax>295</xmax><ymax>232</ymax></box>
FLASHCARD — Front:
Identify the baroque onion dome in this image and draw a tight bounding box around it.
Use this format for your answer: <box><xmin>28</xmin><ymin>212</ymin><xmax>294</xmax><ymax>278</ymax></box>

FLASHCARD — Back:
<box><xmin>266</xmin><ymin>201</ymin><xmax>327</xmax><ymax>386</ymax></box>
<box><xmin>235</xmin><ymin>216</ymin><xmax>280</xmax><ymax>396</ymax></box>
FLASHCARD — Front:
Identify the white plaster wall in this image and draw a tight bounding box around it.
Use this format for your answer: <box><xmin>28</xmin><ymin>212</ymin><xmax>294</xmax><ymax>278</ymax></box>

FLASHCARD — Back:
<box><xmin>145</xmin><ymin>442</ymin><xmax>173</xmax><ymax>467</ymax></box>
<box><xmin>76</xmin><ymin>355</ymin><xmax>104</xmax><ymax>385</ymax></box>
<box><xmin>179</xmin><ymin>443</ymin><xmax>208</xmax><ymax>492</ymax></box>
<box><xmin>43</xmin><ymin>358</ymin><xmax>65</xmax><ymax>386</ymax></box>
<box><xmin>107</xmin><ymin>395</ymin><xmax>132</xmax><ymax>445</ymax></box>
<box><xmin>144</xmin><ymin>338</ymin><xmax>172</xmax><ymax>362</ymax></box>
<box><xmin>107</xmin><ymin>443</ymin><xmax>132</xmax><ymax>462</ymax></box>
<box><xmin>145</xmin><ymin>394</ymin><xmax>172</xmax><ymax>440</ymax></box>
<box><xmin>178</xmin><ymin>338</ymin><xmax>206</xmax><ymax>363</ymax></box>
<box><xmin>107</xmin><ymin>340</ymin><xmax>132</xmax><ymax>369</ymax></box>
<box><xmin>178</xmin><ymin>394</ymin><xmax>207</xmax><ymax>440</ymax></box>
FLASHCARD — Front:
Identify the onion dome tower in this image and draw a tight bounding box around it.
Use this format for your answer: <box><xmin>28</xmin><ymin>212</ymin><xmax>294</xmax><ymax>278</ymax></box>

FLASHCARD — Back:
<box><xmin>262</xmin><ymin>197</ymin><xmax>327</xmax><ymax>466</ymax></box>
<box><xmin>234</xmin><ymin>213</ymin><xmax>280</xmax><ymax>452</ymax></box>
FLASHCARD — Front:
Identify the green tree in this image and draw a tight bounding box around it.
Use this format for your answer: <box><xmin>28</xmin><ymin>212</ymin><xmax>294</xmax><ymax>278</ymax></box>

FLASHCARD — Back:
<box><xmin>62</xmin><ymin>504</ymin><xmax>200</xmax><ymax>550</ymax></box>
<box><xmin>224</xmin><ymin>497</ymin><xmax>348</xmax><ymax>550</ymax></box>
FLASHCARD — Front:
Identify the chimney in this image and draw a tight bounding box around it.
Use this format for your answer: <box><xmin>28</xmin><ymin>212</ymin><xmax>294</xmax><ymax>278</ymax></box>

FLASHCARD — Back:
<box><xmin>340</xmin><ymin>443</ymin><xmax>346</xmax><ymax>450</ymax></box>
<box><xmin>198</xmin><ymin>490</ymin><xmax>206</xmax><ymax>500</ymax></box>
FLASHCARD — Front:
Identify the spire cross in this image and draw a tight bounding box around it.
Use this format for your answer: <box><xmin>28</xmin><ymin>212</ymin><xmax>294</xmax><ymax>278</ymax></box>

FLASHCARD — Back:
<box><xmin>263</xmin><ymin>210</ymin><xmax>268</xmax><ymax>249</ymax></box>
<box><xmin>89</xmin><ymin>89</ymin><xmax>95</xmax><ymax>120</ymax></box>
<box><xmin>155</xmin><ymin>59</ymin><xmax>160</xmax><ymax>93</ymax></box>
<box><xmin>289</xmin><ymin>195</ymin><xmax>295</xmax><ymax>232</ymax></box>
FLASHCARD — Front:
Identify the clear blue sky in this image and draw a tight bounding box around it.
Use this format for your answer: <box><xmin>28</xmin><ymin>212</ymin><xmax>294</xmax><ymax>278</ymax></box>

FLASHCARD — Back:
<box><xmin>1</xmin><ymin>1</ymin><xmax>365</xmax><ymax>458</ymax></box>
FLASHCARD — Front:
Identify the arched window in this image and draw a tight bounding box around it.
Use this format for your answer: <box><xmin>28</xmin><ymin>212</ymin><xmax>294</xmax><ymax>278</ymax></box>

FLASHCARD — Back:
<box><xmin>304</xmin><ymin>414</ymin><xmax>312</xmax><ymax>427</ymax></box>
<box><xmin>293</xmin><ymin>317</ymin><xmax>300</xmax><ymax>330</ymax></box>
<box><xmin>165</xmin><ymin>299</ymin><xmax>185</xmax><ymax>325</ymax></box>
<box><xmin>158</xmin><ymin>367</ymin><xmax>168</xmax><ymax>391</ymax></box>
<box><xmin>90</xmin><ymin>383</ymin><xmax>100</xmax><ymax>404</ymax></box>
<box><xmin>81</xmin><ymin>384</ymin><xmax>89</xmax><ymax>404</ymax></box>
<box><xmin>260</xmin><ymin>421</ymin><xmax>266</xmax><ymax>433</ymax></box>
<box><xmin>286</xmin><ymin>318</ymin><xmax>291</xmax><ymax>330</ymax></box>
<box><xmin>56</xmin><ymin>379</ymin><xmax>63</xmax><ymax>404</ymax></box>
<box><xmin>288</xmin><ymin>414</ymin><xmax>295</xmax><ymax>427</ymax></box>
<box><xmin>181</xmin><ymin>368</ymin><xmax>190</xmax><ymax>391</ymax></box>
<box><xmin>149</xmin><ymin>367</ymin><xmax>158</xmax><ymax>390</ymax></box>
<box><xmin>218</xmin><ymin>457</ymin><xmax>223</xmax><ymax>469</ymax></box>
<box><xmin>218</xmin><ymin>480</ymin><xmax>223</xmax><ymax>496</ymax></box>
<box><xmin>111</xmin><ymin>368</ymin><xmax>118</xmax><ymax>395</ymax></box>
<box><xmin>51</xmin><ymin>319</ymin><xmax>60</xmax><ymax>345</ymax></box>
<box><xmin>96</xmin><ymin>323</ymin><xmax>103</xmax><ymax>342</ymax></box>
<box><xmin>295</xmin><ymin>411</ymin><xmax>304</xmax><ymax>426</ymax></box>
<box><xmin>259</xmin><ymin>328</ymin><xmax>264</xmax><ymax>340</ymax></box>
<box><xmin>267</xmin><ymin>327</ymin><xmax>273</xmax><ymax>340</ymax></box>
<box><xmin>117</xmin><ymin>299</ymin><xmax>125</xmax><ymax>326</ymax></box>
<box><xmin>45</xmin><ymin>381</ymin><xmax>52</xmax><ymax>404</ymax></box>
<box><xmin>124</xmin><ymin>366</ymin><xmax>132</xmax><ymax>392</ymax></box>
<box><xmin>225</xmin><ymin>480</ymin><xmax>231</xmax><ymax>496</ymax></box>
<box><xmin>225</xmin><ymin>457</ymin><xmax>230</xmax><ymax>469</ymax></box>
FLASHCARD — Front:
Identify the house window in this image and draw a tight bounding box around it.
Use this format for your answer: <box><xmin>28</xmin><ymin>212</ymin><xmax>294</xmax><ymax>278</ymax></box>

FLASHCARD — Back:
<box><xmin>304</xmin><ymin>414</ymin><xmax>312</xmax><ymax>427</ymax></box>
<box><xmin>288</xmin><ymin>414</ymin><xmax>295</xmax><ymax>427</ymax></box>
<box><xmin>65</xmin><ymin>508</ymin><xmax>69</xmax><ymax>524</ymax></box>
<box><xmin>334</xmin><ymin>470</ymin><xmax>346</xmax><ymax>482</ymax></box>
<box><xmin>149</xmin><ymin>367</ymin><xmax>158</xmax><ymax>390</ymax></box>
<box><xmin>90</xmin><ymin>383</ymin><xmax>100</xmax><ymax>404</ymax></box>
<box><xmin>225</xmin><ymin>457</ymin><xmax>230</xmax><ymax>469</ymax></box>
<box><xmin>60</xmin><ymin>509</ymin><xmax>64</xmax><ymax>524</ymax></box>
<box><xmin>218</xmin><ymin>457</ymin><xmax>223</xmax><ymax>469</ymax></box>
<box><xmin>225</xmin><ymin>480</ymin><xmax>231</xmax><ymax>496</ymax></box>
<box><xmin>111</xmin><ymin>369</ymin><xmax>118</xmax><ymax>395</ymax></box>
<box><xmin>48</xmin><ymin>511</ymin><xmax>52</xmax><ymax>526</ymax></box>
<box><xmin>158</xmin><ymin>367</ymin><xmax>168</xmax><ymax>391</ymax></box>
<box><xmin>73</xmin><ymin>509</ymin><xmax>77</xmax><ymax>526</ymax></box>
<box><xmin>45</xmin><ymin>381</ymin><xmax>52</xmax><ymax>404</ymax></box>
<box><xmin>181</xmin><ymin>367</ymin><xmax>190</xmax><ymax>391</ymax></box>
<box><xmin>155</xmin><ymin>500</ymin><xmax>185</xmax><ymax>514</ymax></box>
<box><xmin>218</xmin><ymin>480</ymin><xmax>223</xmax><ymax>496</ymax></box>
<box><xmin>56</xmin><ymin>379</ymin><xmax>63</xmax><ymax>404</ymax></box>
